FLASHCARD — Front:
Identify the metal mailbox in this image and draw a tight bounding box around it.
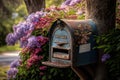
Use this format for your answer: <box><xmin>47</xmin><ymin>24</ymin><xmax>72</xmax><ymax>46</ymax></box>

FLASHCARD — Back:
<box><xmin>42</xmin><ymin>19</ymin><xmax>98</xmax><ymax>68</ymax></box>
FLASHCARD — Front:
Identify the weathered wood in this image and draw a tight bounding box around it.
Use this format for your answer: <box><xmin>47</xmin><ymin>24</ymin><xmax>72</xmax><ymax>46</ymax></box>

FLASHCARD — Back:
<box><xmin>71</xmin><ymin>66</ymin><xmax>88</xmax><ymax>80</ymax></box>
<box><xmin>24</xmin><ymin>0</ymin><xmax>45</xmax><ymax>14</ymax></box>
<box><xmin>85</xmin><ymin>0</ymin><xmax>116</xmax><ymax>80</ymax></box>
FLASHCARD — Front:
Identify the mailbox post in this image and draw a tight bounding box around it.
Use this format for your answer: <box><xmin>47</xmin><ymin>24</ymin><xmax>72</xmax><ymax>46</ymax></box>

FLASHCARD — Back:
<box><xmin>42</xmin><ymin>19</ymin><xmax>98</xmax><ymax>80</ymax></box>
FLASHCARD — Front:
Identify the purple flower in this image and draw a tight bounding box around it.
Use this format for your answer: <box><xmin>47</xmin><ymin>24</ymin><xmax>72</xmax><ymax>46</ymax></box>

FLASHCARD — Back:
<box><xmin>13</xmin><ymin>25</ymin><xmax>18</xmax><ymax>32</ymax></box>
<box><xmin>20</xmin><ymin>38</ymin><xmax>28</xmax><ymax>48</ymax></box>
<box><xmin>12</xmin><ymin>22</ymin><xmax>34</xmax><ymax>44</ymax></box>
<box><xmin>26</xmin><ymin>13</ymin><xmax>35</xmax><ymax>22</ymax></box>
<box><xmin>69</xmin><ymin>0</ymin><xmax>81</xmax><ymax>6</ymax></box>
<box><xmin>7</xmin><ymin>68</ymin><xmax>18</xmax><ymax>79</ymax></box>
<box><xmin>27</xmin><ymin>36</ymin><xmax>41</xmax><ymax>48</ymax></box>
<box><xmin>6</xmin><ymin>33</ymin><xmax>17</xmax><ymax>45</ymax></box>
<box><xmin>101</xmin><ymin>54</ymin><xmax>111</xmax><ymax>62</ymax></box>
<box><xmin>61</xmin><ymin>0</ymin><xmax>81</xmax><ymax>8</ymax></box>
<box><xmin>26</xmin><ymin>11</ymin><xmax>46</xmax><ymax>23</ymax></box>
<box><xmin>10</xmin><ymin>59</ymin><xmax>20</xmax><ymax>68</ymax></box>
<box><xmin>16</xmin><ymin>22</ymin><xmax>30</xmax><ymax>37</ymax></box>
<box><xmin>27</xmin><ymin>54</ymin><xmax>41</xmax><ymax>68</ymax></box>
<box><xmin>61</xmin><ymin>0</ymin><xmax>71</xmax><ymax>8</ymax></box>
<box><xmin>63</xmin><ymin>0</ymin><xmax>71</xmax><ymax>5</ymax></box>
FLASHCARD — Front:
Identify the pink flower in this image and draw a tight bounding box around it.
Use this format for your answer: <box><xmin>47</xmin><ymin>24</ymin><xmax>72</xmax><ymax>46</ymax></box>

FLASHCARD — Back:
<box><xmin>39</xmin><ymin>66</ymin><xmax>47</xmax><ymax>70</ymax></box>
<box><xmin>39</xmin><ymin>56</ymin><xmax>43</xmax><ymax>60</ymax></box>
<box><xmin>40</xmin><ymin>72</ymin><xmax>44</xmax><ymax>75</ymax></box>
<box><xmin>27</xmin><ymin>55</ymin><xmax>40</xmax><ymax>68</ymax></box>
<box><xmin>32</xmin><ymin>48</ymin><xmax>42</xmax><ymax>55</ymax></box>
<box><xmin>26</xmin><ymin>62</ymin><xmax>32</xmax><ymax>68</ymax></box>
<box><xmin>76</xmin><ymin>10</ymin><xmax>84</xmax><ymax>15</ymax></box>
<box><xmin>35</xmin><ymin>17</ymin><xmax>53</xmax><ymax>29</ymax></box>
<box><xmin>37</xmin><ymin>36</ymin><xmax>48</xmax><ymax>46</ymax></box>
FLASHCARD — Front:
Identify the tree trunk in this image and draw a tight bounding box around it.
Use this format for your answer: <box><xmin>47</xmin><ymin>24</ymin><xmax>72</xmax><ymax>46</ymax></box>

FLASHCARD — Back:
<box><xmin>86</xmin><ymin>0</ymin><xmax>116</xmax><ymax>34</ymax></box>
<box><xmin>0</xmin><ymin>0</ymin><xmax>10</xmax><ymax>16</ymax></box>
<box><xmin>85</xmin><ymin>0</ymin><xmax>116</xmax><ymax>80</ymax></box>
<box><xmin>24</xmin><ymin>0</ymin><xmax>45</xmax><ymax>14</ymax></box>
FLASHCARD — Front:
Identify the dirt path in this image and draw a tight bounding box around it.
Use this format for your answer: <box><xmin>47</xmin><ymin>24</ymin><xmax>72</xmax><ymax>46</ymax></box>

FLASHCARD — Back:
<box><xmin>0</xmin><ymin>51</ymin><xmax>20</xmax><ymax>66</ymax></box>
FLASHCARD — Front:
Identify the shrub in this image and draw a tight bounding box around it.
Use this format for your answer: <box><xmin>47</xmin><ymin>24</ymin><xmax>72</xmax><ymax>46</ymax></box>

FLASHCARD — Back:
<box><xmin>96</xmin><ymin>29</ymin><xmax>120</xmax><ymax>80</ymax></box>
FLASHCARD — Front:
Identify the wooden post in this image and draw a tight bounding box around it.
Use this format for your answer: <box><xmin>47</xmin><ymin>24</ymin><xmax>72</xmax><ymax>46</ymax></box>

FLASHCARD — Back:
<box><xmin>71</xmin><ymin>66</ymin><xmax>87</xmax><ymax>80</ymax></box>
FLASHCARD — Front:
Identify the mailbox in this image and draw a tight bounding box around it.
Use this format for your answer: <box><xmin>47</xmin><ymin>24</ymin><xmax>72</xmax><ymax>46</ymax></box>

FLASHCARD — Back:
<box><xmin>42</xmin><ymin>19</ymin><xmax>98</xmax><ymax>68</ymax></box>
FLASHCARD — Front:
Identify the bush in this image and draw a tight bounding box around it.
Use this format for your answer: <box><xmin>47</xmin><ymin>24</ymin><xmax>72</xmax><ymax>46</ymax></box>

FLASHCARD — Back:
<box><xmin>96</xmin><ymin>29</ymin><xmax>120</xmax><ymax>80</ymax></box>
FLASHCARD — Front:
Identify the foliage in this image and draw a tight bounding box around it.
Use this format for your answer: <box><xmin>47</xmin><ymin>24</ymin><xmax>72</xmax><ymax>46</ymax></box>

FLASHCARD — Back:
<box><xmin>116</xmin><ymin>0</ymin><xmax>120</xmax><ymax>28</ymax></box>
<box><xmin>6</xmin><ymin>0</ymin><xmax>84</xmax><ymax>80</ymax></box>
<box><xmin>95</xmin><ymin>29</ymin><xmax>120</xmax><ymax>80</ymax></box>
<box><xmin>0</xmin><ymin>66</ymin><xmax>9</xmax><ymax>80</ymax></box>
<box><xmin>0</xmin><ymin>0</ymin><xmax>27</xmax><ymax>47</ymax></box>
<box><xmin>0</xmin><ymin>44</ymin><xmax>21</xmax><ymax>53</ymax></box>
<box><xmin>46</xmin><ymin>0</ymin><xmax>64</xmax><ymax>7</ymax></box>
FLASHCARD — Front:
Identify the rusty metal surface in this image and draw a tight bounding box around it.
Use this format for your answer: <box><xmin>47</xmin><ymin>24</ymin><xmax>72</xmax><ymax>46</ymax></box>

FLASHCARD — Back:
<box><xmin>42</xmin><ymin>61</ymin><xmax>71</xmax><ymax>68</ymax></box>
<box><xmin>62</xmin><ymin>19</ymin><xmax>93</xmax><ymax>44</ymax></box>
<box><xmin>42</xmin><ymin>19</ymin><xmax>97</xmax><ymax>68</ymax></box>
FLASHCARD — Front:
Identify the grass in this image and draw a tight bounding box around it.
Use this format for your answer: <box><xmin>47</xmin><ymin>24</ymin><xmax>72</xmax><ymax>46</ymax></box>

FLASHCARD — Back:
<box><xmin>0</xmin><ymin>44</ymin><xmax>21</xmax><ymax>53</ymax></box>
<box><xmin>0</xmin><ymin>66</ymin><xmax>9</xmax><ymax>80</ymax></box>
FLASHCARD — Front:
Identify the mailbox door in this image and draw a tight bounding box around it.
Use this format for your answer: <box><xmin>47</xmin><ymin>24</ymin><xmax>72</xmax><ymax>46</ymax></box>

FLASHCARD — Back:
<box><xmin>50</xmin><ymin>22</ymin><xmax>73</xmax><ymax>65</ymax></box>
<box><xmin>76</xmin><ymin>35</ymin><xmax>98</xmax><ymax>66</ymax></box>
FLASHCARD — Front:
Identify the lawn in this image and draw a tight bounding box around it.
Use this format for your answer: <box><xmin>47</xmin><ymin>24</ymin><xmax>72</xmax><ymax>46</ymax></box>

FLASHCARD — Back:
<box><xmin>0</xmin><ymin>66</ymin><xmax>9</xmax><ymax>80</ymax></box>
<box><xmin>0</xmin><ymin>44</ymin><xmax>21</xmax><ymax>53</ymax></box>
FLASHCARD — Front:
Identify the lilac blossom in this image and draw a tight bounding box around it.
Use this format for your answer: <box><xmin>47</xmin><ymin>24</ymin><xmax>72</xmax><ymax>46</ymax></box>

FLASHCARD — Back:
<box><xmin>7</xmin><ymin>59</ymin><xmax>20</xmax><ymax>79</ymax></box>
<box><xmin>15</xmin><ymin>22</ymin><xmax>34</xmax><ymax>38</ymax></box>
<box><xmin>26</xmin><ymin>13</ymin><xmax>36</xmax><ymax>23</ymax></box>
<box><xmin>27</xmin><ymin>36</ymin><xmax>41</xmax><ymax>48</ymax></box>
<box><xmin>20</xmin><ymin>38</ymin><xmax>28</xmax><ymax>48</ymax></box>
<box><xmin>13</xmin><ymin>25</ymin><xmax>19</xmax><ymax>32</ymax></box>
<box><xmin>6</xmin><ymin>33</ymin><xmax>17</xmax><ymax>45</ymax></box>
<box><xmin>61</xmin><ymin>0</ymin><xmax>71</xmax><ymax>8</ymax></box>
<box><xmin>26</xmin><ymin>11</ymin><xmax>47</xmax><ymax>23</ymax></box>
<box><xmin>61</xmin><ymin>0</ymin><xmax>81</xmax><ymax>7</ymax></box>
<box><xmin>7</xmin><ymin>68</ymin><xmax>18</xmax><ymax>80</ymax></box>
<box><xmin>69</xmin><ymin>0</ymin><xmax>81</xmax><ymax>6</ymax></box>
<box><xmin>64</xmin><ymin>0</ymin><xmax>71</xmax><ymax>5</ymax></box>
<box><xmin>6</xmin><ymin>21</ymin><xmax>34</xmax><ymax>46</ymax></box>
<box><xmin>10</xmin><ymin>59</ymin><xmax>20</xmax><ymax>68</ymax></box>
<box><xmin>101</xmin><ymin>54</ymin><xmax>111</xmax><ymax>62</ymax></box>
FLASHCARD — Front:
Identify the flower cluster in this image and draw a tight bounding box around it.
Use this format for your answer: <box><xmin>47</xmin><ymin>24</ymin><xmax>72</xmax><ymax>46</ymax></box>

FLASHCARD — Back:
<box><xmin>35</xmin><ymin>17</ymin><xmax>53</xmax><ymax>29</ymax></box>
<box><xmin>27</xmin><ymin>54</ymin><xmax>43</xmax><ymax>68</ymax></box>
<box><xmin>6</xmin><ymin>10</ymin><xmax>49</xmax><ymax>80</ymax></box>
<box><xmin>6</xmin><ymin>11</ymin><xmax>48</xmax><ymax>48</ymax></box>
<box><xmin>101</xmin><ymin>54</ymin><xmax>111</xmax><ymax>62</ymax></box>
<box><xmin>61</xmin><ymin>0</ymin><xmax>81</xmax><ymax>8</ymax></box>
<box><xmin>7</xmin><ymin>59</ymin><xmax>21</xmax><ymax>80</ymax></box>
